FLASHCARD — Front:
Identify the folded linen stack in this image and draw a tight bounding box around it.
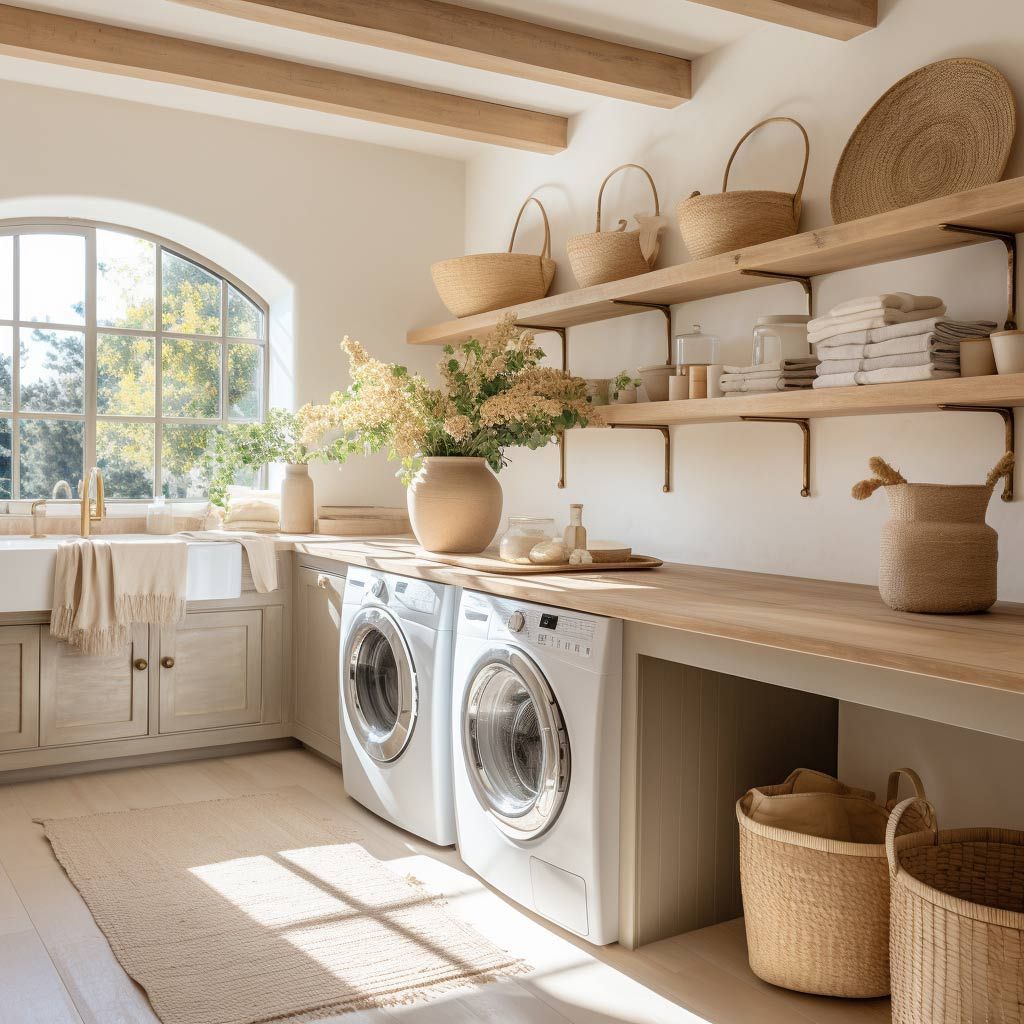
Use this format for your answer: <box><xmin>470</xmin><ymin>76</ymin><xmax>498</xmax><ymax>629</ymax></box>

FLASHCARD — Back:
<box><xmin>223</xmin><ymin>485</ymin><xmax>281</xmax><ymax>533</ymax></box>
<box><xmin>720</xmin><ymin>358</ymin><xmax>820</xmax><ymax>395</ymax></box>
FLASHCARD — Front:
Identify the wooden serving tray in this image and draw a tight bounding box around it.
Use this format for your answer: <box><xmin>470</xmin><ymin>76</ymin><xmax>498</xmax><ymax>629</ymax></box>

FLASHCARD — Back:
<box><xmin>420</xmin><ymin>549</ymin><xmax>663</xmax><ymax>574</ymax></box>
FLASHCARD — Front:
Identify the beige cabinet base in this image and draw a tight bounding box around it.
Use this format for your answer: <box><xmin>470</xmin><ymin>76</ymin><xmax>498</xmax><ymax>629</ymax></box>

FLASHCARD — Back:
<box><xmin>0</xmin><ymin>626</ymin><xmax>39</xmax><ymax>752</ymax></box>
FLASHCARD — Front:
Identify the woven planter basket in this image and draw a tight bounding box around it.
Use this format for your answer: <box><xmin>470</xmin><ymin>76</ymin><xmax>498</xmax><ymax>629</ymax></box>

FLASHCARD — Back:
<box><xmin>431</xmin><ymin>196</ymin><xmax>556</xmax><ymax>319</ymax></box>
<box><xmin>887</xmin><ymin>797</ymin><xmax>1024</xmax><ymax>1024</ymax></box>
<box><xmin>737</xmin><ymin>767</ymin><xmax>931</xmax><ymax>998</ymax></box>
<box><xmin>853</xmin><ymin>454</ymin><xmax>1014</xmax><ymax>614</ymax></box>
<box><xmin>677</xmin><ymin>117</ymin><xmax>809</xmax><ymax>261</ymax></box>
<box><xmin>567</xmin><ymin>164</ymin><xmax>663</xmax><ymax>288</ymax></box>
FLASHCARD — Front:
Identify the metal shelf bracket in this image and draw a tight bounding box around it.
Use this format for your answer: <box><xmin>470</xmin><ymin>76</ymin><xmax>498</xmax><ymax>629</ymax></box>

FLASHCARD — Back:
<box><xmin>739</xmin><ymin>270</ymin><xmax>814</xmax><ymax>317</ymax></box>
<box><xmin>609</xmin><ymin>424</ymin><xmax>672</xmax><ymax>493</ymax></box>
<box><xmin>610</xmin><ymin>301</ymin><xmax>673</xmax><ymax>364</ymax></box>
<box><xmin>518</xmin><ymin>323</ymin><xmax>570</xmax><ymax>488</ymax></box>
<box><xmin>939</xmin><ymin>404</ymin><xmax>1016</xmax><ymax>501</ymax></box>
<box><xmin>939</xmin><ymin>224</ymin><xmax>1018</xmax><ymax>329</ymax></box>
<box><xmin>740</xmin><ymin>416</ymin><xmax>812</xmax><ymax>497</ymax></box>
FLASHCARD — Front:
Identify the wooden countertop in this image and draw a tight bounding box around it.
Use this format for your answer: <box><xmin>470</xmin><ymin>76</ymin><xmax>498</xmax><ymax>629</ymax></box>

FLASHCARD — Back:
<box><xmin>294</xmin><ymin>537</ymin><xmax>1024</xmax><ymax>696</ymax></box>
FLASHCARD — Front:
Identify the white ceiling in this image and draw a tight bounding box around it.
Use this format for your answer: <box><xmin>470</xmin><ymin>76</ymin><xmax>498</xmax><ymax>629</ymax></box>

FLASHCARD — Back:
<box><xmin>0</xmin><ymin>0</ymin><xmax>761</xmax><ymax>159</ymax></box>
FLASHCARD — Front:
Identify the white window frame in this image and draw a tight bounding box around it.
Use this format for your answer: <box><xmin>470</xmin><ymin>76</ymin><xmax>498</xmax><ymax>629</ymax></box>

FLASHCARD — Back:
<box><xmin>0</xmin><ymin>218</ymin><xmax>270</xmax><ymax>501</ymax></box>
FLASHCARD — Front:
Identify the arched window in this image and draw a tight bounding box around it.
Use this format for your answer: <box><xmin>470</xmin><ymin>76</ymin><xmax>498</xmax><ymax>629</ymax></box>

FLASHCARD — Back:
<box><xmin>0</xmin><ymin>221</ymin><xmax>268</xmax><ymax>501</ymax></box>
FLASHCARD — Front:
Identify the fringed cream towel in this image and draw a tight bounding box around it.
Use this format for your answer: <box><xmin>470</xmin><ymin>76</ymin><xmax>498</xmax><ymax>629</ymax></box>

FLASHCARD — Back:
<box><xmin>176</xmin><ymin>530</ymin><xmax>278</xmax><ymax>592</ymax></box>
<box><xmin>52</xmin><ymin>539</ymin><xmax>187</xmax><ymax>656</ymax></box>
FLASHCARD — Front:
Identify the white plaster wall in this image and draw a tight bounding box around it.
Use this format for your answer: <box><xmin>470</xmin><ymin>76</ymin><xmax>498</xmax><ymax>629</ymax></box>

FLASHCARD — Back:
<box><xmin>462</xmin><ymin>0</ymin><xmax>1024</xmax><ymax>600</ymax></box>
<box><xmin>0</xmin><ymin>77</ymin><xmax>464</xmax><ymax>507</ymax></box>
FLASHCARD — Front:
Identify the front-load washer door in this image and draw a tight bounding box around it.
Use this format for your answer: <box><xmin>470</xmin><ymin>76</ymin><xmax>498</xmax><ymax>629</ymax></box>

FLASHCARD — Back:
<box><xmin>343</xmin><ymin>607</ymin><xmax>417</xmax><ymax>763</ymax></box>
<box><xmin>462</xmin><ymin>647</ymin><xmax>570</xmax><ymax>841</ymax></box>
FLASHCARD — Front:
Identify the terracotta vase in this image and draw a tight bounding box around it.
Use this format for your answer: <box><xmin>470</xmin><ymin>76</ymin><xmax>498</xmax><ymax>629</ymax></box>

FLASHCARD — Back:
<box><xmin>407</xmin><ymin>457</ymin><xmax>502</xmax><ymax>553</ymax></box>
<box><xmin>280</xmin><ymin>462</ymin><xmax>315</xmax><ymax>534</ymax></box>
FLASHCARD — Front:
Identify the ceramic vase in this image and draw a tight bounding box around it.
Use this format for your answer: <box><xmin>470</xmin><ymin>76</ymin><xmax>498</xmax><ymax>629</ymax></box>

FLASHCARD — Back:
<box><xmin>407</xmin><ymin>457</ymin><xmax>502</xmax><ymax>553</ymax></box>
<box><xmin>280</xmin><ymin>462</ymin><xmax>315</xmax><ymax>534</ymax></box>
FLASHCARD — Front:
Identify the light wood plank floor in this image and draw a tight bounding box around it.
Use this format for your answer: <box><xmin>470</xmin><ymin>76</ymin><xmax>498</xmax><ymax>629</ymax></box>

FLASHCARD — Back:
<box><xmin>0</xmin><ymin>748</ymin><xmax>891</xmax><ymax>1024</ymax></box>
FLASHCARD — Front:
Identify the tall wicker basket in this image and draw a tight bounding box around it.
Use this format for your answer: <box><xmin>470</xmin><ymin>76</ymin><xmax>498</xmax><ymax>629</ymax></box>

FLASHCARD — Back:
<box><xmin>677</xmin><ymin>117</ymin><xmax>809</xmax><ymax>261</ymax></box>
<box><xmin>567</xmin><ymin>164</ymin><xmax>663</xmax><ymax>288</ymax></box>
<box><xmin>737</xmin><ymin>767</ymin><xmax>931</xmax><ymax>998</ymax></box>
<box><xmin>430</xmin><ymin>196</ymin><xmax>556</xmax><ymax>318</ymax></box>
<box><xmin>887</xmin><ymin>797</ymin><xmax>1024</xmax><ymax>1024</ymax></box>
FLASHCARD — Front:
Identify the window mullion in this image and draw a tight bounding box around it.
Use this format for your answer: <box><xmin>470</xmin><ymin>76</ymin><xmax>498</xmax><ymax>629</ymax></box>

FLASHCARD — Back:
<box><xmin>84</xmin><ymin>227</ymin><xmax>97</xmax><ymax>483</ymax></box>
<box><xmin>11</xmin><ymin>234</ymin><xmax>18</xmax><ymax>499</ymax></box>
<box><xmin>155</xmin><ymin>245</ymin><xmax>163</xmax><ymax>499</ymax></box>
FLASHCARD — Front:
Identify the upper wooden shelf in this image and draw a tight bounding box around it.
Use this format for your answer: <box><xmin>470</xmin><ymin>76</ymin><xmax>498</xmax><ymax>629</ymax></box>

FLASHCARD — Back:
<box><xmin>407</xmin><ymin>177</ymin><xmax>1024</xmax><ymax>346</ymax></box>
<box><xmin>601</xmin><ymin>373</ymin><xmax>1024</xmax><ymax>425</ymax></box>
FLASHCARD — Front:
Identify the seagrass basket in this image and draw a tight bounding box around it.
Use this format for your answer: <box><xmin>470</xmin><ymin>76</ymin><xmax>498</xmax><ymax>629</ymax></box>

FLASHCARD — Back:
<box><xmin>677</xmin><ymin>117</ymin><xmax>809</xmax><ymax>261</ymax></box>
<box><xmin>887</xmin><ymin>797</ymin><xmax>1024</xmax><ymax>1024</ymax></box>
<box><xmin>431</xmin><ymin>196</ymin><xmax>556</xmax><ymax>318</ymax></box>
<box><xmin>737</xmin><ymin>767</ymin><xmax>931</xmax><ymax>998</ymax></box>
<box><xmin>567</xmin><ymin>164</ymin><xmax>663</xmax><ymax>287</ymax></box>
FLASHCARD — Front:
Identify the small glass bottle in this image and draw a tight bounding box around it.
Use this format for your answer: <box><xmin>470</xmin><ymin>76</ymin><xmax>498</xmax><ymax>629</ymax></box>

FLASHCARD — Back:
<box><xmin>563</xmin><ymin>504</ymin><xmax>587</xmax><ymax>551</ymax></box>
<box><xmin>147</xmin><ymin>496</ymin><xmax>175</xmax><ymax>535</ymax></box>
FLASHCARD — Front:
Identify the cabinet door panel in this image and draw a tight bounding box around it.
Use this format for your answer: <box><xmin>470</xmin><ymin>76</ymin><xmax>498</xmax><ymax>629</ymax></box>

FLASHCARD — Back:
<box><xmin>0</xmin><ymin>626</ymin><xmax>40</xmax><ymax>752</ymax></box>
<box><xmin>293</xmin><ymin>567</ymin><xmax>344</xmax><ymax>757</ymax></box>
<box><xmin>159</xmin><ymin>610</ymin><xmax>262</xmax><ymax>733</ymax></box>
<box><xmin>40</xmin><ymin>628</ymin><xmax>149</xmax><ymax>746</ymax></box>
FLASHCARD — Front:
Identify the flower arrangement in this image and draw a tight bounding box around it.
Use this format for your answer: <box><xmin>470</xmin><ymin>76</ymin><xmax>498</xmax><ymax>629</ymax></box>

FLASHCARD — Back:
<box><xmin>203</xmin><ymin>408</ymin><xmax>311</xmax><ymax>509</ymax></box>
<box><xmin>298</xmin><ymin>314</ymin><xmax>595</xmax><ymax>483</ymax></box>
<box><xmin>611</xmin><ymin>370</ymin><xmax>641</xmax><ymax>399</ymax></box>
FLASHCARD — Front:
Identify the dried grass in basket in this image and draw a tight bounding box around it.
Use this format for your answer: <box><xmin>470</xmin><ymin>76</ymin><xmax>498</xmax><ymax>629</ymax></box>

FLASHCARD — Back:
<box><xmin>677</xmin><ymin>117</ymin><xmax>809</xmax><ymax>261</ymax></box>
<box><xmin>887</xmin><ymin>796</ymin><xmax>1024</xmax><ymax>1024</ymax></box>
<box><xmin>567</xmin><ymin>164</ymin><xmax>664</xmax><ymax>288</ymax></box>
<box><xmin>431</xmin><ymin>196</ymin><xmax>556</xmax><ymax>318</ymax></box>
<box><xmin>737</xmin><ymin>767</ymin><xmax>932</xmax><ymax>998</ymax></box>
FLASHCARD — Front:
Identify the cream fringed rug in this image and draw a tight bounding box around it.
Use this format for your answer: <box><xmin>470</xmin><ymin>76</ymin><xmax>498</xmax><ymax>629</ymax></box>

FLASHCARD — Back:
<box><xmin>41</xmin><ymin>794</ymin><xmax>526</xmax><ymax>1024</ymax></box>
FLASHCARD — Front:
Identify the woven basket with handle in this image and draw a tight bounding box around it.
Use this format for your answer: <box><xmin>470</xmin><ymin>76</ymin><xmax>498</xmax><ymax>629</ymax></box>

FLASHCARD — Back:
<box><xmin>677</xmin><ymin>117</ymin><xmax>809</xmax><ymax>261</ymax></box>
<box><xmin>431</xmin><ymin>196</ymin><xmax>556</xmax><ymax>319</ymax></box>
<box><xmin>737</xmin><ymin>767</ymin><xmax>931</xmax><ymax>998</ymax></box>
<box><xmin>567</xmin><ymin>164</ymin><xmax>662</xmax><ymax>288</ymax></box>
<box><xmin>887</xmin><ymin>796</ymin><xmax>1024</xmax><ymax>1024</ymax></box>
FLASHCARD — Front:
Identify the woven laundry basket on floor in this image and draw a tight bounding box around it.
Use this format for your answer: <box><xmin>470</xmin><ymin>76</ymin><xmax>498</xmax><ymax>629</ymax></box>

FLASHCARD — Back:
<box><xmin>737</xmin><ymin>767</ymin><xmax>932</xmax><ymax>998</ymax></box>
<box><xmin>887</xmin><ymin>797</ymin><xmax>1024</xmax><ymax>1024</ymax></box>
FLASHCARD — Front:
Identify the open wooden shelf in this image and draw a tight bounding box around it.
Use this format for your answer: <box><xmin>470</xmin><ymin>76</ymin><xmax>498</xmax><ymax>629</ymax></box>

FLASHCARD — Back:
<box><xmin>600</xmin><ymin>373</ymin><xmax>1024</xmax><ymax>425</ymax></box>
<box><xmin>407</xmin><ymin>176</ymin><xmax>1024</xmax><ymax>346</ymax></box>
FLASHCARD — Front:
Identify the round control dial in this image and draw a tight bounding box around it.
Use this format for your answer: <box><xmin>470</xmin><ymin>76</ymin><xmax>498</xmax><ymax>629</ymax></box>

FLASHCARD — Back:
<box><xmin>369</xmin><ymin>578</ymin><xmax>387</xmax><ymax>600</ymax></box>
<box><xmin>507</xmin><ymin>610</ymin><xmax>526</xmax><ymax>633</ymax></box>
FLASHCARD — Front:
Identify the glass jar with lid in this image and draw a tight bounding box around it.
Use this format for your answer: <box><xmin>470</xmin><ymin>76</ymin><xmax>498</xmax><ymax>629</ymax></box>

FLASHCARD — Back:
<box><xmin>498</xmin><ymin>516</ymin><xmax>557</xmax><ymax>564</ymax></box>
<box><xmin>752</xmin><ymin>314</ymin><xmax>811</xmax><ymax>365</ymax></box>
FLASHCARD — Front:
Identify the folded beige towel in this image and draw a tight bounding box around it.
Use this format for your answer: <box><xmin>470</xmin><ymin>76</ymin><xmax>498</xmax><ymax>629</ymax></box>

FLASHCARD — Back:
<box><xmin>52</xmin><ymin>539</ymin><xmax>187</xmax><ymax>655</ymax></box>
<box><xmin>813</xmin><ymin>364</ymin><xmax>959</xmax><ymax>388</ymax></box>
<box><xmin>808</xmin><ymin>305</ymin><xmax>947</xmax><ymax>346</ymax></box>
<box><xmin>224</xmin><ymin>499</ymin><xmax>280</xmax><ymax>526</ymax></box>
<box><xmin>829</xmin><ymin>292</ymin><xmax>944</xmax><ymax>318</ymax></box>
<box><xmin>223</xmin><ymin>519</ymin><xmax>281</xmax><ymax>534</ymax></box>
<box><xmin>815</xmin><ymin>317</ymin><xmax>997</xmax><ymax>351</ymax></box>
<box><xmin>818</xmin><ymin>353</ymin><xmax>959</xmax><ymax>374</ymax></box>
<box><xmin>177</xmin><ymin>531</ymin><xmax>279</xmax><ymax>593</ymax></box>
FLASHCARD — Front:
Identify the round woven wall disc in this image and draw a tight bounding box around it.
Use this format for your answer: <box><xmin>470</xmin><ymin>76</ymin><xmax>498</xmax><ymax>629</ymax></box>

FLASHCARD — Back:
<box><xmin>830</xmin><ymin>58</ymin><xmax>1016</xmax><ymax>224</ymax></box>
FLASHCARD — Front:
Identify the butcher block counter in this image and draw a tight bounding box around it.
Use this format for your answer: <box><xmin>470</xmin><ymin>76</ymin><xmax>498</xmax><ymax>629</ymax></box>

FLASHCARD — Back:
<box><xmin>295</xmin><ymin>536</ymin><xmax>1024</xmax><ymax>698</ymax></box>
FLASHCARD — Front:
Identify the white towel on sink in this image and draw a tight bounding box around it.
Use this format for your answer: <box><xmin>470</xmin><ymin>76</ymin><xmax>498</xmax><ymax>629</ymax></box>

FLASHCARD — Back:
<box><xmin>51</xmin><ymin>539</ymin><xmax>187</xmax><ymax>655</ymax></box>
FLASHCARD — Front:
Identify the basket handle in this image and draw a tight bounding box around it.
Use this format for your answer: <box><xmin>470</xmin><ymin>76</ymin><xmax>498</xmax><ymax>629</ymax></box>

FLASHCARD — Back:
<box><xmin>886</xmin><ymin>795</ymin><xmax>939</xmax><ymax>880</ymax></box>
<box><xmin>884</xmin><ymin>767</ymin><xmax>926</xmax><ymax>810</ymax></box>
<box><xmin>985</xmin><ymin>451</ymin><xmax>1015</xmax><ymax>489</ymax></box>
<box><xmin>722</xmin><ymin>117</ymin><xmax>810</xmax><ymax>212</ymax></box>
<box><xmin>595</xmin><ymin>164</ymin><xmax>660</xmax><ymax>232</ymax></box>
<box><xmin>507</xmin><ymin>195</ymin><xmax>552</xmax><ymax>260</ymax></box>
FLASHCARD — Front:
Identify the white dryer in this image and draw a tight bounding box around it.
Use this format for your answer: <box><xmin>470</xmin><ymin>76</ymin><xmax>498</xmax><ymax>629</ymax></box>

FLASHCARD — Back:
<box><xmin>452</xmin><ymin>591</ymin><xmax>623</xmax><ymax>945</ymax></box>
<box><xmin>338</xmin><ymin>566</ymin><xmax>458</xmax><ymax>846</ymax></box>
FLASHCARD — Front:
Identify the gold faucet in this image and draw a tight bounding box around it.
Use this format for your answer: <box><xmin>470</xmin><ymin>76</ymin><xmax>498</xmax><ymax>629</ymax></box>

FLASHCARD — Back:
<box><xmin>30</xmin><ymin>499</ymin><xmax>47</xmax><ymax>538</ymax></box>
<box><xmin>80</xmin><ymin>468</ymin><xmax>105</xmax><ymax>537</ymax></box>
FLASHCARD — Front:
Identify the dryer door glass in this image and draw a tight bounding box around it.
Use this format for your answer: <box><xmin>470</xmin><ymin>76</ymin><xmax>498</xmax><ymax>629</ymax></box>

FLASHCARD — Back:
<box><xmin>463</xmin><ymin>649</ymin><xmax>570</xmax><ymax>841</ymax></box>
<box><xmin>344</xmin><ymin>607</ymin><xmax>417</xmax><ymax>763</ymax></box>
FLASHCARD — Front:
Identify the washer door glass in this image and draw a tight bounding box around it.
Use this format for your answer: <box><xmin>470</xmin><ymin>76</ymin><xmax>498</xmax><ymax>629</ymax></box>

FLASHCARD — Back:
<box><xmin>463</xmin><ymin>649</ymin><xmax>570</xmax><ymax>841</ymax></box>
<box><xmin>344</xmin><ymin>607</ymin><xmax>417</xmax><ymax>763</ymax></box>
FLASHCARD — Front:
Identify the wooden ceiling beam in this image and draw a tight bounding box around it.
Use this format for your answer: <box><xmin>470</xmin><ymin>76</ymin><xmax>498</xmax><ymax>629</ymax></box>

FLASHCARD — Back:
<box><xmin>0</xmin><ymin>4</ymin><xmax>567</xmax><ymax>152</ymax></box>
<box><xmin>171</xmin><ymin>0</ymin><xmax>692</xmax><ymax>108</ymax></box>
<box><xmin>686</xmin><ymin>0</ymin><xmax>876</xmax><ymax>40</ymax></box>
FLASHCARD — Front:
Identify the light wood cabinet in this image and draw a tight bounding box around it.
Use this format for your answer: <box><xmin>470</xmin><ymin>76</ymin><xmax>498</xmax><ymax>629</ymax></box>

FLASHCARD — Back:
<box><xmin>0</xmin><ymin>626</ymin><xmax>40</xmax><ymax>752</ymax></box>
<box><xmin>40</xmin><ymin>627</ymin><xmax>149</xmax><ymax>746</ymax></box>
<box><xmin>293</xmin><ymin>566</ymin><xmax>345</xmax><ymax>760</ymax></box>
<box><xmin>158</xmin><ymin>609</ymin><xmax>263</xmax><ymax>734</ymax></box>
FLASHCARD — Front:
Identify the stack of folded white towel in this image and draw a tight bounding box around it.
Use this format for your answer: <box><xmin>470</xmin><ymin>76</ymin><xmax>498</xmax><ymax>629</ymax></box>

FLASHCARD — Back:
<box><xmin>720</xmin><ymin>357</ymin><xmax>820</xmax><ymax>395</ymax></box>
<box><xmin>222</xmin><ymin>485</ymin><xmax>281</xmax><ymax>532</ymax></box>
<box><xmin>811</xmin><ymin>292</ymin><xmax>997</xmax><ymax>389</ymax></box>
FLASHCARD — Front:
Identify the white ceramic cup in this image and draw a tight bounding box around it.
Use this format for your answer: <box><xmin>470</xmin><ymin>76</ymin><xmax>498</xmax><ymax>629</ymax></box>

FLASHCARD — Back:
<box><xmin>991</xmin><ymin>330</ymin><xmax>1024</xmax><ymax>375</ymax></box>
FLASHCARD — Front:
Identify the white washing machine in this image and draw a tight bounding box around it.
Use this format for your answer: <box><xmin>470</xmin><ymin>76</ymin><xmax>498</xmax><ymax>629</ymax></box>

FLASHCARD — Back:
<box><xmin>452</xmin><ymin>590</ymin><xmax>623</xmax><ymax>945</ymax></box>
<box><xmin>338</xmin><ymin>566</ymin><xmax>458</xmax><ymax>846</ymax></box>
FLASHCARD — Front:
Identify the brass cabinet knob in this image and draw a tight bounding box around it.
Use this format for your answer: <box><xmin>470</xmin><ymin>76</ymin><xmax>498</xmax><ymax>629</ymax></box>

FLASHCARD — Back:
<box><xmin>161</xmin><ymin>656</ymin><xmax>175</xmax><ymax>669</ymax></box>
<box><xmin>133</xmin><ymin>658</ymin><xmax>148</xmax><ymax>671</ymax></box>
<box><xmin>317</xmin><ymin>574</ymin><xmax>330</xmax><ymax>590</ymax></box>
